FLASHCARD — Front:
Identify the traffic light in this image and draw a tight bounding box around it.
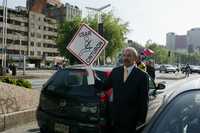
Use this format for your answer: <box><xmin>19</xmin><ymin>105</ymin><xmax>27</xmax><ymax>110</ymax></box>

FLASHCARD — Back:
<box><xmin>168</xmin><ymin>51</ymin><xmax>171</xmax><ymax>57</ymax></box>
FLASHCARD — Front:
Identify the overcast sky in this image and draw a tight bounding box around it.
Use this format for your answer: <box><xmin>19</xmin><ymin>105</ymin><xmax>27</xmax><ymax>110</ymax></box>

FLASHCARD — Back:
<box><xmin>1</xmin><ymin>0</ymin><xmax>200</xmax><ymax>46</ymax></box>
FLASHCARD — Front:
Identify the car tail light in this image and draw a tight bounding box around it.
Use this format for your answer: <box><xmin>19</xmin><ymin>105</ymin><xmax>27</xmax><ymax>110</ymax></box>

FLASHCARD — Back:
<box><xmin>99</xmin><ymin>92</ymin><xmax>108</xmax><ymax>116</ymax></box>
<box><xmin>104</xmin><ymin>71</ymin><xmax>111</xmax><ymax>77</ymax></box>
<box><xmin>100</xmin><ymin>92</ymin><xmax>108</xmax><ymax>102</ymax></box>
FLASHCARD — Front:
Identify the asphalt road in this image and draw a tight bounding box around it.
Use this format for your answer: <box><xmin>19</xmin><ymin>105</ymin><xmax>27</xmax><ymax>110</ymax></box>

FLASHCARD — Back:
<box><xmin>2</xmin><ymin>73</ymin><xmax>200</xmax><ymax>133</ymax></box>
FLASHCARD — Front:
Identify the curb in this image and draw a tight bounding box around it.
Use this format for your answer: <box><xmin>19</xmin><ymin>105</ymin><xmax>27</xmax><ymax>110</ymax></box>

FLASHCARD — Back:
<box><xmin>0</xmin><ymin>108</ymin><xmax>36</xmax><ymax>132</ymax></box>
<box><xmin>156</xmin><ymin>76</ymin><xmax>186</xmax><ymax>80</ymax></box>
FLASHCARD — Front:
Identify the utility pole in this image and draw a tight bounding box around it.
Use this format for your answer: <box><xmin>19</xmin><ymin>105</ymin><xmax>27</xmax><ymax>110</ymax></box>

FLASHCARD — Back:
<box><xmin>1</xmin><ymin>0</ymin><xmax>7</xmax><ymax>75</ymax></box>
<box><xmin>86</xmin><ymin>4</ymin><xmax>111</xmax><ymax>65</ymax></box>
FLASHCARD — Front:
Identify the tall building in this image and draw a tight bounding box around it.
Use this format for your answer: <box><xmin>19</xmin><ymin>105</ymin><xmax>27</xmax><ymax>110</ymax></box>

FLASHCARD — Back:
<box><xmin>175</xmin><ymin>35</ymin><xmax>187</xmax><ymax>50</ymax></box>
<box><xmin>64</xmin><ymin>3</ymin><xmax>82</xmax><ymax>21</ymax></box>
<box><xmin>167</xmin><ymin>28</ymin><xmax>200</xmax><ymax>53</ymax></box>
<box><xmin>26</xmin><ymin>0</ymin><xmax>82</xmax><ymax>21</ymax></box>
<box><xmin>187</xmin><ymin>28</ymin><xmax>200</xmax><ymax>49</ymax></box>
<box><xmin>166</xmin><ymin>32</ymin><xmax>176</xmax><ymax>51</ymax></box>
<box><xmin>0</xmin><ymin>6</ymin><xmax>60</xmax><ymax>67</ymax></box>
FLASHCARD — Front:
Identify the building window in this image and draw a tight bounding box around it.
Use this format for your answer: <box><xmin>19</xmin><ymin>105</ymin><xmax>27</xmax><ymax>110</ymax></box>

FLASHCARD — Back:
<box><xmin>31</xmin><ymin>42</ymin><xmax>34</xmax><ymax>46</ymax></box>
<box><xmin>31</xmin><ymin>32</ymin><xmax>35</xmax><ymax>37</ymax></box>
<box><xmin>37</xmin><ymin>42</ymin><xmax>41</xmax><ymax>47</ymax></box>
<box><xmin>30</xmin><ymin>51</ymin><xmax>34</xmax><ymax>56</ymax></box>
<box><xmin>14</xmin><ymin>40</ymin><xmax>20</xmax><ymax>45</ymax></box>
<box><xmin>21</xmin><ymin>50</ymin><xmax>24</xmax><ymax>55</ymax></box>
<box><xmin>37</xmin><ymin>33</ymin><xmax>41</xmax><ymax>38</ymax></box>
<box><xmin>21</xmin><ymin>41</ymin><xmax>28</xmax><ymax>46</ymax></box>
<box><xmin>37</xmin><ymin>51</ymin><xmax>41</xmax><ymax>56</ymax></box>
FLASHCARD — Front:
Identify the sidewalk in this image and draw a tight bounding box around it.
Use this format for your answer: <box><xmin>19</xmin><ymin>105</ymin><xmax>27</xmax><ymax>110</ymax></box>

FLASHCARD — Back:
<box><xmin>156</xmin><ymin>72</ymin><xmax>186</xmax><ymax>80</ymax></box>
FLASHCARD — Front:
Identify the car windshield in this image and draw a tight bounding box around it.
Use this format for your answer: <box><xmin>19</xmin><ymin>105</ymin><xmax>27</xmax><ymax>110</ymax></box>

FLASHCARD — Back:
<box><xmin>149</xmin><ymin>90</ymin><xmax>200</xmax><ymax>133</ymax></box>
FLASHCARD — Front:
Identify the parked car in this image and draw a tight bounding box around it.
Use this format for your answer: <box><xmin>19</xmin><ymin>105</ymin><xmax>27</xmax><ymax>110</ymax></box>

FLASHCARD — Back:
<box><xmin>137</xmin><ymin>78</ymin><xmax>200</xmax><ymax>133</ymax></box>
<box><xmin>154</xmin><ymin>64</ymin><xmax>160</xmax><ymax>71</ymax></box>
<box><xmin>181</xmin><ymin>65</ymin><xmax>200</xmax><ymax>74</ymax></box>
<box><xmin>37</xmin><ymin>65</ymin><xmax>165</xmax><ymax>133</ymax></box>
<box><xmin>159</xmin><ymin>64</ymin><xmax>176</xmax><ymax>73</ymax></box>
<box><xmin>190</xmin><ymin>65</ymin><xmax>200</xmax><ymax>74</ymax></box>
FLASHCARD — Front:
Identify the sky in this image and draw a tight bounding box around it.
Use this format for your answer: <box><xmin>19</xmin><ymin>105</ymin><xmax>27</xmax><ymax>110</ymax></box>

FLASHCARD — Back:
<box><xmin>1</xmin><ymin>0</ymin><xmax>200</xmax><ymax>46</ymax></box>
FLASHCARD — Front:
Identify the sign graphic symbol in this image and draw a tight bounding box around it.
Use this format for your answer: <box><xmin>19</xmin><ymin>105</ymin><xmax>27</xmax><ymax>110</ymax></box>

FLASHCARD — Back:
<box><xmin>79</xmin><ymin>36</ymin><xmax>93</xmax><ymax>56</ymax></box>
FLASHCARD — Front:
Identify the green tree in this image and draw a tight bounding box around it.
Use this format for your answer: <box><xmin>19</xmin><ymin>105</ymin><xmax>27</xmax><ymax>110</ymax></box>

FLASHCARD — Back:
<box><xmin>102</xmin><ymin>13</ymin><xmax>129</xmax><ymax>59</ymax></box>
<box><xmin>57</xmin><ymin>17</ymin><xmax>84</xmax><ymax>64</ymax></box>
<box><xmin>146</xmin><ymin>43</ymin><xmax>168</xmax><ymax>64</ymax></box>
<box><xmin>56</xmin><ymin>13</ymin><xmax>129</xmax><ymax>64</ymax></box>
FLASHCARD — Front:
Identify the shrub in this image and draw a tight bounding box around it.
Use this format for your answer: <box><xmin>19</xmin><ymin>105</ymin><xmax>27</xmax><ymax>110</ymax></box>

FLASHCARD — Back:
<box><xmin>1</xmin><ymin>77</ymin><xmax>32</xmax><ymax>89</ymax></box>
<box><xmin>16</xmin><ymin>79</ymin><xmax>32</xmax><ymax>89</ymax></box>
<box><xmin>1</xmin><ymin>77</ymin><xmax>16</xmax><ymax>85</ymax></box>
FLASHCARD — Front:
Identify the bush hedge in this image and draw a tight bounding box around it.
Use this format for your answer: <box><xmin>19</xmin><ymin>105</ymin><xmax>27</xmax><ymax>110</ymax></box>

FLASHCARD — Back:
<box><xmin>1</xmin><ymin>77</ymin><xmax>32</xmax><ymax>89</ymax></box>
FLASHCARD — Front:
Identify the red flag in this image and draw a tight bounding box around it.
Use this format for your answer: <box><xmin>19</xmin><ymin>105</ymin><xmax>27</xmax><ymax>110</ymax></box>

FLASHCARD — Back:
<box><xmin>143</xmin><ymin>49</ymin><xmax>154</xmax><ymax>56</ymax></box>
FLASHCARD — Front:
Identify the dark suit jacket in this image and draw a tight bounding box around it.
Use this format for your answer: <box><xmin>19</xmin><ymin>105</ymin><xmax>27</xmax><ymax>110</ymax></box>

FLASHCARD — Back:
<box><xmin>100</xmin><ymin>65</ymin><xmax>149</xmax><ymax>128</ymax></box>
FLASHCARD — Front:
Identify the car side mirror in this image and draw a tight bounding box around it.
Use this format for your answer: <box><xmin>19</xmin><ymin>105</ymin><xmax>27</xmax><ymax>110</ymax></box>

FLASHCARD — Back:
<box><xmin>156</xmin><ymin>83</ymin><xmax>166</xmax><ymax>90</ymax></box>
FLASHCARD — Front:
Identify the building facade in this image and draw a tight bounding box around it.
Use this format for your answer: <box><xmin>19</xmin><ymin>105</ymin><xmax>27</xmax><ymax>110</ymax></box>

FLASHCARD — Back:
<box><xmin>167</xmin><ymin>28</ymin><xmax>200</xmax><ymax>53</ymax></box>
<box><xmin>64</xmin><ymin>3</ymin><xmax>82</xmax><ymax>21</ymax></box>
<box><xmin>166</xmin><ymin>32</ymin><xmax>176</xmax><ymax>51</ymax></box>
<box><xmin>175</xmin><ymin>35</ymin><xmax>187</xmax><ymax>50</ymax></box>
<box><xmin>187</xmin><ymin>28</ymin><xmax>200</xmax><ymax>50</ymax></box>
<box><xmin>26</xmin><ymin>0</ymin><xmax>82</xmax><ymax>21</ymax></box>
<box><xmin>0</xmin><ymin>6</ymin><xmax>60</xmax><ymax>68</ymax></box>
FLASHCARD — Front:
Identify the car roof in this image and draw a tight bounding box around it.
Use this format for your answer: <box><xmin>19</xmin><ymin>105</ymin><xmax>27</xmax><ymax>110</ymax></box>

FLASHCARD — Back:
<box><xmin>65</xmin><ymin>64</ymin><xmax>113</xmax><ymax>72</ymax></box>
<box><xmin>142</xmin><ymin>78</ymin><xmax>200</xmax><ymax>132</ymax></box>
<box><xmin>162</xmin><ymin>78</ymin><xmax>200</xmax><ymax>105</ymax></box>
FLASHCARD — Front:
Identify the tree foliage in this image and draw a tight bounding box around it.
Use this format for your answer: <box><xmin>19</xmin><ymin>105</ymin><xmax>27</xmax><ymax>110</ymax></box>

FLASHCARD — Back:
<box><xmin>146</xmin><ymin>43</ymin><xmax>200</xmax><ymax>65</ymax></box>
<box><xmin>56</xmin><ymin>13</ymin><xmax>129</xmax><ymax>64</ymax></box>
<box><xmin>146</xmin><ymin>43</ymin><xmax>169</xmax><ymax>64</ymax></box>
<box><xmin>57</xmin><ymin>17</ymin><xmax>84</xmax><ymax>64</ymax></box>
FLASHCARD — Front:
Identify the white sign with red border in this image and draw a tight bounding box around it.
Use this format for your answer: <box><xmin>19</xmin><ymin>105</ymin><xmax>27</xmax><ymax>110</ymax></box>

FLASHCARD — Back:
<box><xmin>66</xmin><ymin>23</ymin><xmax>108</xmax><ymax>66</ymax></box>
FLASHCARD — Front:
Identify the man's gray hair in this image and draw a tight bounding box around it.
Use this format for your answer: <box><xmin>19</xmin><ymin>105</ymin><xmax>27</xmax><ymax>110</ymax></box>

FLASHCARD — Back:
<box><xmin>124</xmin><ymin>47</ymin><xmax>138</xmax><ymax>58</ymax></box>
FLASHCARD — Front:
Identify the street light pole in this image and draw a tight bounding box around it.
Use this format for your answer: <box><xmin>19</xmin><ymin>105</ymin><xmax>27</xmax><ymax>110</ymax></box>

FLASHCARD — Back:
<box><xmin>4</xmin><ymin>0</ymin><xmax>7</xmax><ymax>70</ymax></box>
<box><xmin>2</xmin><ymin>0</ymin><xmax>7</xmax><ymax>75</ymax></box>
<box><xmin>86</xmin><ymin>4</ymin><xmax>111</xmax><ymax>65</ymax></box>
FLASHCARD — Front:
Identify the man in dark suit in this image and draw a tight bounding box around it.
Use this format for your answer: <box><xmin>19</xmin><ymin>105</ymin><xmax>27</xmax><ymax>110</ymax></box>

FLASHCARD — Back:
<box><xmin>97</xmin><ymin>47</ymin><xmax>149</xmax><ymax>133</ymax></box>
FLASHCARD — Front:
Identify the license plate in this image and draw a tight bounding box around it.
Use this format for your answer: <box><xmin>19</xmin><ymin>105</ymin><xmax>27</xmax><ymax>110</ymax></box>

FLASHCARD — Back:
<box><xmin>54</xmin><ymin>123</ymin><xmax>69</xmax><ymax>133</ymax></box>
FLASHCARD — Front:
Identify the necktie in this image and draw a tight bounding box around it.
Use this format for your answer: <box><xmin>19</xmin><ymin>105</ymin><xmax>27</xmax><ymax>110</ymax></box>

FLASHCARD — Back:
<box><xmin>124</xmin><ymin>67</ymin><xmax>128</xmax><ymax>82</ymax></box>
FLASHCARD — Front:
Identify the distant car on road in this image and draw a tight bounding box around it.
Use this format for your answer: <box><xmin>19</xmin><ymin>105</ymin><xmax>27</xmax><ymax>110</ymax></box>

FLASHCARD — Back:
<box><xmin>181</xmin><ymin>65</ymin><xmax>200</xmax><ymax>74</ymax></box>
<box><xmin>190</xmin><ymin>65</ymin><xmax>200</xmax><ymax>74</ymax></box>
<box><xmin>154</xmin><ymin>64</ymin><xmax>160</xmax><ymax>71</ymax></box>
<box><xmin>37</xmin><ymin>65</ymin><xmax>165</xmax><ymax>133</ymax></box>
<box><xmin>159</xmin><ymin>64</ymin><xmax>176</xmax><ymax>73</ymax></box>
<box><xmin>137</xmin><ymin>78</ymin><xmax>200</xmax><ymax>133</ymax></box>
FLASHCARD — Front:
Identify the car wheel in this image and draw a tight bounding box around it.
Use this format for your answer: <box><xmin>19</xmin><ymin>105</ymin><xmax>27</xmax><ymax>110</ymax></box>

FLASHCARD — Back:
<box><xmin>159</xmin><ymin>70</ymin><xmax>161</xmax><ymax>73</ymax></box>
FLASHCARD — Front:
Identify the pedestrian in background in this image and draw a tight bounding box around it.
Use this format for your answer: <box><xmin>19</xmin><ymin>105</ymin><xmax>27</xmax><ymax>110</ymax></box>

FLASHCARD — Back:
<box><xmin>146</xmin><ymin>61</ymin><xmax>155</xmax><ymax>80</ymax></box>
<box><xmin>185</xmin><ymin>64</ymin><xmax>191</xmax><ymax>77</ymax></box>
<box><xmin>96</xmin><ymin>47</ymin><xmax>149</xmax><ymax>133</ymax></box>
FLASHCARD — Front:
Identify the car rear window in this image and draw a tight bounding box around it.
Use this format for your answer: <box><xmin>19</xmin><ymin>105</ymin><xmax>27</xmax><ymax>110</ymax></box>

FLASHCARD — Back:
<box><xmin>42</xmin><ymin>69</ymin><xmax>97</xmax><ymax>96</ymax></box>
<box><xmin>44</xmin><ymin>69</ymin><xmax>88</xmax><ymax>89</ymax></box>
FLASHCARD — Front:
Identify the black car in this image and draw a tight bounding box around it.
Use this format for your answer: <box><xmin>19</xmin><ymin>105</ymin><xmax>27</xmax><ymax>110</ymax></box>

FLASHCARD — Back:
<box><xmin>137</xmin><ymin>78</ymin><xmax>200</xmax><ymax>133</ymax></box>
<box><xmin>37</xmin><ymin>65</ymin><xmax>165</xmax><ymax>133</ymax></box>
